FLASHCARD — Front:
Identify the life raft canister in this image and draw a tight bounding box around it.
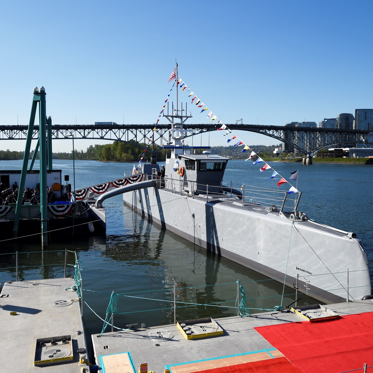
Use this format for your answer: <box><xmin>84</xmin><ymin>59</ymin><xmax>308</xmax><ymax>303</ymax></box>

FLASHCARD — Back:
<box><xmin>173</xmin><ymin>160</ymin><xmax>179</xmax><ymax>172</ymax></box>
<box><xmin>179</xmin><ymin>167</ymin><xmax>185</xmax><ymax>177</ymax></box>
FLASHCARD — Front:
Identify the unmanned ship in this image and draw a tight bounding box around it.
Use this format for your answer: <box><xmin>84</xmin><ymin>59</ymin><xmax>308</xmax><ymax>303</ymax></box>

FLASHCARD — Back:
<box><xmin>99</xmin><ymin>67</ymin><xmax>371</xmax><ymax>304</ymax></box>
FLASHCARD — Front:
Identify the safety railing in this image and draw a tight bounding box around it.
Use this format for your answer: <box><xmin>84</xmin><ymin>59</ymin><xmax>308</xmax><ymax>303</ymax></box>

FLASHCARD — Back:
<box><xmin>0</xmin><ymin>249</ymin><xmax>78</xmax><ymax>281</ymax></box>
<box><xmin>76</xmin><ymin>264</ymin><xmax>371</xmax><ymax>335</ymax></box>
<box><xmin>148</xmin><ymin>174</ymin><xmax>301</xmax><ymax>213</ymax></box>
<box><xmin>1</xmin><ymin>253</ymin><xmax>370</xmax><ymax>334</ymax></box>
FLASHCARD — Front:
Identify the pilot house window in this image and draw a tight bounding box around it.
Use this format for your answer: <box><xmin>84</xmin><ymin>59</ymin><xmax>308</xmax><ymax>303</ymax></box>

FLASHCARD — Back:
<box><xmin>199</xmin><ymin>162</ymin><xmax>225</xmax><ymax>171</ymax></box>
<box><xmin>185</xmin><ymin>160</ymin><xmax>196</xmax><ymax>170</ymax></box>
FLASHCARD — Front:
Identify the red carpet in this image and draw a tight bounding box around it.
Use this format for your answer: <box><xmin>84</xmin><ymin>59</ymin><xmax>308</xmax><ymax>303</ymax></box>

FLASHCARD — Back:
<box><xmin>255</xmin><ymin>311</ymin><xmax>373</xmax><ymax>373</ymax></box>
<box><xmin>193</xmin><ymin>357</ymin><xmax>301</xmax><ymax>372</ymax></box>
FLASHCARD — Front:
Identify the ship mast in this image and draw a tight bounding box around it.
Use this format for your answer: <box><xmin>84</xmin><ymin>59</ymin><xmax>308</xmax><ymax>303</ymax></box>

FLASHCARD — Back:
<box><xmin>164</xmin><ymin>63</ymin><xmax>192</xmax><ymax>158</ymax></box>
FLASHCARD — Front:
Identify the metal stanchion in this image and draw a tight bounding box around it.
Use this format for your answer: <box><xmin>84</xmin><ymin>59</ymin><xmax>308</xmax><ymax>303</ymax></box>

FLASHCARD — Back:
<box><xmin>80</xmin><ymin>276</ymin><xmax>84</xmax><ymax>317</ymax></box>
<box><xmin>347</xmin><ymin>268</ymin><xmax>349</xmax><ymax>302</ymax></box>
<box><xmin>64</xmin><ymin>249</ymin><xmax>67</xmax><ymax>278</ymax></box>
<box><xmin>295</xmin><ymin>274</ymin><xmax>299</xmax><ymax>307</ymax></box>
<box><xmin>16</xmin><ymin>251</ymin><xmax>18</xmax><ymax>282</ymax></box>
<box><xmin>111</xmin><ymin>290</ymin><xmax>114</xmax><ymax>332</ymax></box>
<box><xmin>174</xmin><ymin>283</ymin><xmax>177</xmax><ymax>324</ymax></box>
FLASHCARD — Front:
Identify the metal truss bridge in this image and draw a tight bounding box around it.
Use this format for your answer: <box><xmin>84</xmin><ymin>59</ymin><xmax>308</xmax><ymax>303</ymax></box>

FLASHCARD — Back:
<box><xmin>0</xmin><ymin>123</ymin><xmax>370</xmax><ymax>156</ymax></box>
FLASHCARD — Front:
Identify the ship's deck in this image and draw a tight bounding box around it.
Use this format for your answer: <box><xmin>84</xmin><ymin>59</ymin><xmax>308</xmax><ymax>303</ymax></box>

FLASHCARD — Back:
<box><xmin>0</xmin><ymin>278</ymin><xmax>89</xmax><ymax>372</ymax></box>
<box><xmin>92</xmin><ymin>299</ymin><xmax>373</xmax><ymax>373</ymax></box>
<box><xmin>164</xmin><ymin>188</ymin><xmax>352</xmax><ymax>239</ymax></box>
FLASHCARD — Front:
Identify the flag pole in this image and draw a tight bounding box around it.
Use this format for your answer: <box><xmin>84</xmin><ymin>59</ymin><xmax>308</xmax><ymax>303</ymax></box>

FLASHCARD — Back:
<box><xmin>175</xmin><ymin>61</ymin><xmax>178</xmax><ymax>117</ymax></box>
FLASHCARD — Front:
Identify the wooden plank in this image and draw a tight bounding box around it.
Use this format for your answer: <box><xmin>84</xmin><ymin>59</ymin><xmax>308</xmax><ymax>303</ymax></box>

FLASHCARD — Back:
<box><xmin>101</xmin><ymin>353</ymin><xmax>135</xmax><ymax>373</ymax></box>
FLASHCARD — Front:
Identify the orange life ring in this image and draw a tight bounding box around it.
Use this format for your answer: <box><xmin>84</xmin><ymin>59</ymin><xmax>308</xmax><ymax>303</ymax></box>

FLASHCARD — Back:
<box><xmin>179</xmin><ymin>167</ymin><xmax>185</xmax><ymax>177</ymax></box>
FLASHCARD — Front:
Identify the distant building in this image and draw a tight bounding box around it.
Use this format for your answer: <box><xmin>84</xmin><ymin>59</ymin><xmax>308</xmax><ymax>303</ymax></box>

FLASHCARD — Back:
<box><xmin>354</xmin><ymin>109</ymin><xmax>373</xmax><ymax>131</ymax></box>
<box><xmin>336</xmin><ymin>113</ymin><xmax>354</xmax><ymax>130</ymax></box>
<box><xmin>319</xmin><ymin>118</ymin><xmax>337</xmax><ymax>129</ymax></box>
<box><xmin>349</xmin><ymin>148</ymin><xmax>373</xmax><ymax>158</ymax></box>
<box><xmin>273</xmin><ymin>147</ymin><xmax>283</xmax><ymax>157</ymax></box>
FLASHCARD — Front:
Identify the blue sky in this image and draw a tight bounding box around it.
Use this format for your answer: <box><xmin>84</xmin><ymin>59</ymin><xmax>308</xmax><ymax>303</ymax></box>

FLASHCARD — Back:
<box><xmin>1</xmin><ymin>0</ymin><xmax>372</xmax><ymax>152</ymax></box>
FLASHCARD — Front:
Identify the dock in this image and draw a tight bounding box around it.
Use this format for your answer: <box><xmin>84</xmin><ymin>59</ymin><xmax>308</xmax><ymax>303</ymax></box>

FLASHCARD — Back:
<box><xmin>92</xmin><ymin>300</ymin><xmax>373</xmax><ymax>373</ymax></box>
<box><xmin>0</xmin><ymin>278</ymin><xmax>89</xmax><ymax>372</ymax></box>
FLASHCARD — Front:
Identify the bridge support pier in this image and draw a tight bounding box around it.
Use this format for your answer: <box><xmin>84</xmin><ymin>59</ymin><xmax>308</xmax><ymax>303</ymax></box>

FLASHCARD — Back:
<box><xmin>302</xmin><ymin>155</ymin><xmax>313</xmax><ymax>165</ymax></box>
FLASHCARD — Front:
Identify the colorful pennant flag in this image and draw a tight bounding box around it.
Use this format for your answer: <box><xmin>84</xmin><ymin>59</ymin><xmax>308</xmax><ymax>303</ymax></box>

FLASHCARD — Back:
<box><xmin>177</xmin><ymin>78</ymin><xmax>182</xmax><ymax>84</ymax></box>
<box><xmin>260</xmin><ymin>164</ymin><xmax>271</xmax><ymax>172</ymax></box>
<box><xmin>191</xmin><ymin>96</ymin><xmax>197</xmax><ymax>104</ymax></box>
<box><xmin>245</xmin><ymin>151</ymin><xmax>256</xmax><ymax>162</ymax></box>
<box><xmin>268</xmin><ymin>171</ymin><xmax>278</xmax><ymax>180</ymax></box>
<box><xmin>210</xmin><ymin>115</ymin><xmax>217</xmax><ymax>122</ymax></box>
<box><xmin>253</xmin><ymin>157</ymin><xmax>263</xmax><ymax>165</ymax></box>
<box><xmin>227</xmin><ymin>138</ymin><xmax>233</xmax><ymax>143</ymax></box>
<box><xmin>201</xmin><ymin>107</ymin><xmax>208</xmax><ymax>112</ymax></box>
<box><xmin>182</xmin><ymin>86</ymin><xmax>187</xmax><ymax>91</ymax></box>
<box><xmin>168</xmin><ymin>68</ymin><xmax>176</xmax><ymax>82</ymax></box>
<box><xmin>180</xmin><ymin>83</ymin><xmax>185</xmax><ymax>88</ymax></box>
<box><xmin>224</xmin><ymin>130</ymin><xmax>231</xmax><ymax>136</ymax></box>
<box><xmin>277</xmin><ymin>178</ymin><xmax>287</xmax><ymax>187</ymax></box>
<box><xmin>241</xmin><ymin>145</ymin><xmax>250</xmax><ymax>153</ymax></box>
<box><xmin>234</xmin><ymin>141</ymin><xmax>243</xmax><ymax>146</ymax></box>
<box><xmin>196</xmin><ymin>99</ymin><xmax>201</xmax><ymax>105</ymax></box>
<box><xmin>207</xmin><ymin>111</ymin><xmax>213</xmax><ymax>118</ymax></box>
<box><xmin>289</xmin><ymin>170</ymin><xmax>298</xmax><ymax>180</ymax></box>
<box><xmin>218</xmin><ymin>124</ymin><xmax>227</xmax><ymax>131</ymax></box>
<box><xmin>188</xmin><ymin>92</ymin><xmax>194</xmax><ymax>97</ymax></box>
<box><xmin>288</xmin><ymin>186</ymin><xmax>299</xmax><ymax>194</ymax></box>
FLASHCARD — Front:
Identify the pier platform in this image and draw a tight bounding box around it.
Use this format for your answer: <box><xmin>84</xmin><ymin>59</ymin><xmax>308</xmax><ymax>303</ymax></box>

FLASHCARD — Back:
<box><xmin>0</xmin><ymin>278</ymin><xmax>89</xmax><ymax>372</ymax></box>
<box><xmin>92</xmin><ymin>300</ymin><xmax>373</xmax><ymax>373</ymax></box>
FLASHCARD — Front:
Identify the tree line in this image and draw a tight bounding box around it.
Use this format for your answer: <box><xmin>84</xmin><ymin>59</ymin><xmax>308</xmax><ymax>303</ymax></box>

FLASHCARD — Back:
<box><xmin>0</xmin><ymin>141</ymin><xmax>281</xmax><ymax>162</ymax></box>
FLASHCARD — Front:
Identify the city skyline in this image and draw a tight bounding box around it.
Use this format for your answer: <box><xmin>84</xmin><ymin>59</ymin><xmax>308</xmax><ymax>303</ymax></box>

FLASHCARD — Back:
<box><xmin>1</xmin><ymin>0</ymin><xmax>372</xmax><ymax>153</ymax></box>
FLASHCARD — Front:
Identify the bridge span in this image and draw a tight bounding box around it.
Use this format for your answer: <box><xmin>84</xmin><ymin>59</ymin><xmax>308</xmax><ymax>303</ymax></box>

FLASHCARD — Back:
<box><xmin>0</xmin><ymin>123</ymin><xmax>370</xmax><ymax>156</ymax></box>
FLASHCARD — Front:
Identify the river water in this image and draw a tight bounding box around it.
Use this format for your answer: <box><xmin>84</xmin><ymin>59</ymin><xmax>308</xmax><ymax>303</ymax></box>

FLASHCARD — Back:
<box><xmin>0</xmin><ymin>159</ymin><xmax>372</xmax><ymax>335</ymax></box>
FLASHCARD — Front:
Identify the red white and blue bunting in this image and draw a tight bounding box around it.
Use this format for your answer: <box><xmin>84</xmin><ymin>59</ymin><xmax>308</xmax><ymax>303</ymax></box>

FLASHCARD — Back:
<box><xmin>74</xmin><ymin>175</ymin><xmax>145</xmax><ymax>201</ymax></box>
<box><xmin>48</xmin><ymin>204</ymin><xmax>73</xmax><ymax>216</ymax></box>
<box><xmin>0</xmin><ymin>206</ymin><xmax>12</xmax><ymax>218</ymax></box>
<box><xmin>90</xmin><ymin>183</ymin><xmax>111</xmax><ymax>194</ymax></box>
<box><xmin>75</xmin><ymin>188</ymin><xmax>89</xmax><ymax>200</ymax></box>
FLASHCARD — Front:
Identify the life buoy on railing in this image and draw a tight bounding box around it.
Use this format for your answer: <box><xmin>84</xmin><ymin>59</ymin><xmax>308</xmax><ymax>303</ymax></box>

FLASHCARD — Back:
<box><xmin>179</xmin><ymin>167</ymin><xmax>185</xmax><ymax>177</ymax></box>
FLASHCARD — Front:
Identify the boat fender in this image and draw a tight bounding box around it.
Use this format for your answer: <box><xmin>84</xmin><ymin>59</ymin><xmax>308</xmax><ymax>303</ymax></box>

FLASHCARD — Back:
<box><xmin>88</xmin><ymin>222</ymin><xmax>95</xmax><ymax>233</ymax></box>
<box><xmin>172</xmin><ymin>160</ymin><xmax>179</xmax><ymax>172</ymax></box>
<box><xmin>179</xmin><ymin>167</ymin><xmax>185</xmax><ymax>177</ymax></box>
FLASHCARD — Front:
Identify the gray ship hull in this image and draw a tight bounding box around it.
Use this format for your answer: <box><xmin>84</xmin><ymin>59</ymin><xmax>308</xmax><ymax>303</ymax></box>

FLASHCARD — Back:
<box><xmin>123</xmin><ymin>185</ymin><xmax>371</xmax><ymax>304</ymax></box>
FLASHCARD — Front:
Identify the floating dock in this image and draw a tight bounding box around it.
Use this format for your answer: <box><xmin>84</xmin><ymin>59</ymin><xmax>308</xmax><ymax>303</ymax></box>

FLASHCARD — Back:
<box><xmin>92</xmin><ymin>300</ymin><xmax>373</xmax><ymax>373</ymax></box>
<box><xmin>0</xmin><ymin>278</ymin><xmax>89</xmax><ymax>372</ymax></box>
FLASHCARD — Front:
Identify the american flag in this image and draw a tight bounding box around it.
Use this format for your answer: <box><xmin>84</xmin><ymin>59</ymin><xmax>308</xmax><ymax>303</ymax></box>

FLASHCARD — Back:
<box><xmin>168</xmin><ymin>68</ymin><xmax>176</xmax><ymax>82</ymax></box>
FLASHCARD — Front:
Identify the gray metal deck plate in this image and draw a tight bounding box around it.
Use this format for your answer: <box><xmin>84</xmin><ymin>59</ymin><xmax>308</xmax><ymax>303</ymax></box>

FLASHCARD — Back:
<box><xmin>0</xmin><ymin>278</ymin><xmax>88</xmax><ymax>372</ymax></box>
<box><xmin>92</xmin><ymin>300</ymin><xmax>373</xmax><ymax>372</ymax></box>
